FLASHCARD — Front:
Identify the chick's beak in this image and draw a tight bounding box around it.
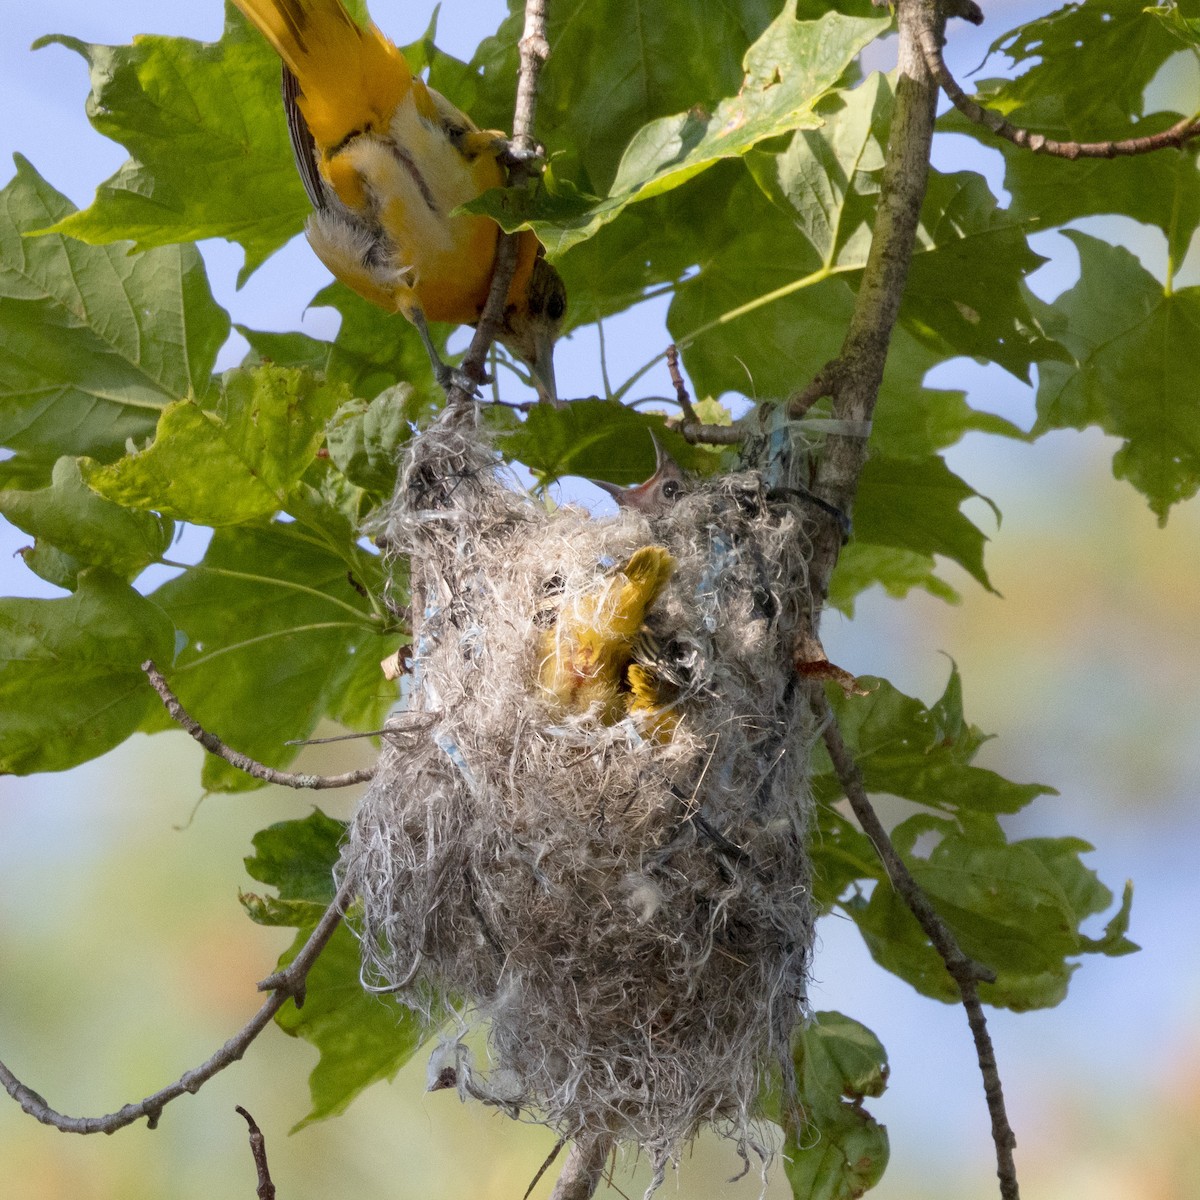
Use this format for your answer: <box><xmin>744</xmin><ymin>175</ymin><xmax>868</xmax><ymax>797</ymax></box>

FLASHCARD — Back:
<box><xmin>588</xmin><ymin>435</ymin><xmax>687</xmax><ymax>518</ymax></box>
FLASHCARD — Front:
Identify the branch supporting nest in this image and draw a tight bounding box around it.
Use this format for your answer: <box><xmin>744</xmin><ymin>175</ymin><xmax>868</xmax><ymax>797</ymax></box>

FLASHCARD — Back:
<box><xmin>141</xmin><ymin>661</ymin><xmax>375</xmax><ymax>790</ymax></box>
<box><xmin>799</xmin><ymin>2</ymin><xmax>1023</xmax><ymax>1198</ymax></box>
<box><xmin>0</xmin><ymin>878</ymin><xmax>355</xmax><ymax>1135</ymax></box>
<box><xmin>817</xmin><ymin>698</ymin><xmax>1019</xmax><ymax>1200</ymax></box>
<box><xmin>918</xmin><ymin>17</ymin><xmax>1200</xmax><ymax>159</ymax></box>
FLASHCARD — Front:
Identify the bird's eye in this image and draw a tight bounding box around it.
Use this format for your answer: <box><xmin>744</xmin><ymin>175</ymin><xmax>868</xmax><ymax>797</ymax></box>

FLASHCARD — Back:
<box><xmin>546</xmin><ymin>293</ymin><xmax>566</xmax><ymax>322</ymax></box>
<box><xmin>661</xmin><ymin>480</ymin><xmax>682</xmax><ymax>501</ymax></box>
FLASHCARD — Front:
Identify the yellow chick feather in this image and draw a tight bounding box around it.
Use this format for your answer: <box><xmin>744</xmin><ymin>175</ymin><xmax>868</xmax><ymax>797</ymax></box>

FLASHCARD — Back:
<box><xmin>539</xmin><ymin>546</ymin><xmax>676</xmax><ymax>728</ymax></box>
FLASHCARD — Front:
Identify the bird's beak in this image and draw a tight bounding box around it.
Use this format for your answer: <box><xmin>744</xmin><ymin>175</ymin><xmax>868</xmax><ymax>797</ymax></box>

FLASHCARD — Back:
<box><xmin>590</xmin><ymin>478</ymin><xmax>625</xmax><ymax>502</ymax></box>
<box><xmin>648</xmin><ymin>432</ymin><xmax>669</xmax><ymax>474</ymax></box>
<box><xmin>588</xmin><ymin>439</ymin><xmax>671</xmax><ymax>508</ymax></box>
<box><xmin>529</xmin><ymin>330</ymin><xmax>559</xmax><ymax>407</ymax></box>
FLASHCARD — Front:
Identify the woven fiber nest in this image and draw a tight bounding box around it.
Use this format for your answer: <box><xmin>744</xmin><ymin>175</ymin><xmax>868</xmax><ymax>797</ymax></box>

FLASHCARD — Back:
<box><xmin>339</xmin><ymin>412</ymin><xmax>818</xmax><ymax>1187</ymax></box>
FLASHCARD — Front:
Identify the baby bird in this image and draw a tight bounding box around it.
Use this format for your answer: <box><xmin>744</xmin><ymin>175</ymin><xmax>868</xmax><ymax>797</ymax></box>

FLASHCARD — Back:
<box><xmin>539</xmin><ymin>546</ymin><xmax>676</xmax><ymax>728</ymax></box>
<box><xmin>590</xmin><ymin>435</ymin><xmax>687</xmax><ymax>519</ymax></box>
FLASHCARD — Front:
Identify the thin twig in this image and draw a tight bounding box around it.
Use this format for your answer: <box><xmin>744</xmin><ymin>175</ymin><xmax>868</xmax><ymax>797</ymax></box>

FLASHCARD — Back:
<box><xmin>919</xmin><ymin>20</ymin><xmax>1200</xmax><ymax>159</ymax></box>
<box><xmin>665</xmin><ymin>344</ymin><xmax>700</xmax><ymax>425</ymax></box>
<box><xmin>514</xmin><ymin>0</ymin><xmax>550</xmax><ymax>156</ymax></box>
<box><xmin>0</xmin><ymin>877</ymin><xmax>355</xmax><ymax>1134</ymax></box>
<box><xmin>666</xmin><ymin>343</ymin><xmax>745</xmax><ymax>443</ymax></box>
<box><xmin>451</xmin><ymin>0</ymin><xmax>552</xmax><ymax>407</ymax></box>
<box><xmin>817</xmin><ymin>700</ymin><xmax>1019</xmax><ymax>1199</ymax></box>
<box><xmin>236</xmin><ymin>1106</ymin><xmax>278</xmax><ymax>1200</ymax></box>
<box><xmin>141</xmin><ymin>661</ymin><xmax>375</xmax><ymax>790</ymax></box>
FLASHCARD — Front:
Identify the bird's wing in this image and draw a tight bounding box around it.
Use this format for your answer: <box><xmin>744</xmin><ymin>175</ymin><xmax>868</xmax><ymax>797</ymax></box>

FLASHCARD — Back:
<box><xmin>282</xmin><ymin>66</ymin><xmax>329</xmax><ymax>212</ymax></box>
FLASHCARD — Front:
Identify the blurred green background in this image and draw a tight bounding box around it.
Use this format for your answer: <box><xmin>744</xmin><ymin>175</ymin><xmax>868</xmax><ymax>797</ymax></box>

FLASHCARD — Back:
<box><xmin>2</xmin><ymin>2</ymin><xmax>1199</xmax><ymax>1198</ymax></box>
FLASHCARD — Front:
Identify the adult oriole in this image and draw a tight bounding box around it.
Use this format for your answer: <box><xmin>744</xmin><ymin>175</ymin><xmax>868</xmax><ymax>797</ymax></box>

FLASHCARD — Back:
<box><xmin>232</xmin><ymin>0</ymin><xmax>565</xmax><ymax>401</ymax></box>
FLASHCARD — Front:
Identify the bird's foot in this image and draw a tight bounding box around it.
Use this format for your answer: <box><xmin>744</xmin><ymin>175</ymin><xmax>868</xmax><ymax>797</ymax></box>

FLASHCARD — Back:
<box><xmin>497</xmin><ymin>140</ymin><xmax>546</xmax><ymax>172</ymax></box>
<box><xmin>435</xmin><ymin>363</ymin><xmax>485</xmax><ymax>400</ymax></box>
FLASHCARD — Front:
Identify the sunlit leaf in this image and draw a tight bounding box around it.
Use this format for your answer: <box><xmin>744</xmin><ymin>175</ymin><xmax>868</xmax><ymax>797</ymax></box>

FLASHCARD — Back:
<box><xmin>0</xmin><ymin>456</ymin><xmax>173</xmax><ymax>588</ymax></box>
<box><xmin>0</xmin><ymin>156</ymin><xmax>229</xmax><ymax>460</ymax></box>
<box><xmin>479</xmin><ymin>5</ymin><xmax>889</xmax><ymax>254</ymax></box>
<box><xmin>325</xmin><ymin>386</ymin><xmax>426</xmax><ymax>500</ymax></box>
<box><xmin>0</xmin><ymin>570</ymin><xmax>173</xmax><ymax>773</ymax></box>
<box><xmin>475</xmin><ymin>0</ymin><xmax>788</xmax><ymax>191</ymax></box>
<box><xmin>1037</xmin><ymin>231</ymin><xmax>1200</xmax><ymax>522</ymax></box>
<box><xmin>81</xmin><ymin>367</ymin><xmax>346</xmax><ymax>526</ymax></box>
<box><xmin>34</xmin><ymin>9</ymin><xmax>309</xmax><ymax>281</ymax></box>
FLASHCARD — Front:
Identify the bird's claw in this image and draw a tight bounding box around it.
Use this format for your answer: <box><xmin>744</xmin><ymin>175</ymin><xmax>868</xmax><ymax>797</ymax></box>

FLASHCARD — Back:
<box><xmin>436</xmin><ymin>363</ymin><xmax>485</xmax><ymax>399</ymax></box>
<box><xmin>497</xmin><ymin>140</ymin><xmax>546</xmax><ymax>171</ymax></box>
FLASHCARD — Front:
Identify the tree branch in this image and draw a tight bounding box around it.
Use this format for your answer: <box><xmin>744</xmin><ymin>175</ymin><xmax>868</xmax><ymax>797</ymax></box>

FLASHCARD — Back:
<box><xmin>918</xmin><ymin>21</ymin><xmax>1200</xmax><ymax>159</ymax></box>
<box><xmin>796</xmin><ymin>3</ymin><xmax>1023</xmax><ymax>1198</ymax></box>
<box><xmin>451</xmin><ymin>0</ymin><xmax>553</xmax><ymax>405</ymax></box>
<box><xmin>817</xmin><ymin>701</ymin><xmax>1019</xmax><ymax>1200</ymax></box>
<box><xmin>142</xmin><ymin>661</ymin><xmax>375</xmax><ymax>791</ymax></box>
<box><xmin>236</xmin><ymin>1106</ymin><xmax>278</xmax><ymax>1200</ymax></box>
<box><xmin>806</xmin><ymin>0</ymin><xmax>945</xmax><ymax>602</ymax></box>
<box><xmin>0</xmin><ymin>877</ymin><xmax>355</xmax><ymax>1135</ymax></box>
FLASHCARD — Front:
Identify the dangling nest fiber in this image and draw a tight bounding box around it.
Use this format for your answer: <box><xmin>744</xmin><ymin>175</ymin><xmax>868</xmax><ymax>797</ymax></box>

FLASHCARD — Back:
<box><xmin>338</xmin><ymin>411</ymin><xmax>819</xmax><ymax>1185</ymax></box>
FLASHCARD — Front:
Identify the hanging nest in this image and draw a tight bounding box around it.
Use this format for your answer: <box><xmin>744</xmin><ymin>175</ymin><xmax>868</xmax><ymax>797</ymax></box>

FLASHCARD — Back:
<box><xmin>338</xmin><ymin>410</ymin><xmax>819</xmax><ymax>1186</ymax></box>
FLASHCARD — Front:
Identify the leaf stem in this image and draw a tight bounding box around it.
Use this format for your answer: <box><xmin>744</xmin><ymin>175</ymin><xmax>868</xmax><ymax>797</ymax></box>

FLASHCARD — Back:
<box><xmin>159</xmin><ymin>559</ymin><xmax>376</xmax><ymax>623</ymax></box>
<box><xmin>173</xmin><ymin>622</ymin><xmax>365</xmax><ymax>670</ymax></box>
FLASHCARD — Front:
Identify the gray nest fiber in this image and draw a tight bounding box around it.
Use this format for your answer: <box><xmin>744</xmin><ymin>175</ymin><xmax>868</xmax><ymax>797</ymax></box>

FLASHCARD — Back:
<box><xmin>338</xmin><ymin>412</ymin><xmax>819</xmax><ymax>1187</ymax></box>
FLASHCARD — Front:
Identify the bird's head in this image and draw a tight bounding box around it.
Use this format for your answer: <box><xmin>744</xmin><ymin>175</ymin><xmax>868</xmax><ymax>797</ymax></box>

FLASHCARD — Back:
<box><xmin>499</xmin><ymin>251</ymin><xmax>566</xmax><ymax>406</ymax></box>
<box><xmin>592</xmin><ymin>434</ymin><xmax>688</xmax><ymax>519</ymax></box>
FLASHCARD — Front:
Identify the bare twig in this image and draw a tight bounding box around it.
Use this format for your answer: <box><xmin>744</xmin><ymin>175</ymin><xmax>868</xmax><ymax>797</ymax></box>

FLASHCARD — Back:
<box><xmin>918</xmin><ymin>20</ymin><xmax>1200</xmax><ymax>159</ymax></box>
<box><xmin>665</xmin><ymin>344</ymin><xmax>700</xmax><ymax>425</ymax></box>
<box><xmin>142</xmin><ymin>661</ymin><xmax>375</xmax><ymax>791</ymax></box>
<box><xmin>236</xmin><ymin>1107</ymin><xmax>278</xmax><ymax>1200</ymax></box>
<box><xmin>817</xmin><ymin>700</ymin><xmax>1019</xmax><ymax>1199</ymax></box>
<box><xmin>0</xmin><ymin>877</ymin><xmax>355</xmax><ymax>1135</ymax></box>
<box><xmin>451</xmin><ymin>0</ymin><xmax>552</xmax><ymax>406</ymax></box>
<box><xmin>658</xmin><ymin>348</ymin><xmax>743</xmax><ymax>443</ymax></box>
<box><xmin>524</xmin><ymin>1136</ymin><xmax>566</xmax><ymax>1199</ymax></box>
<box><xmin>514</xmin><ymin>0</ymin><xmax>550</xmax><ymax>156</ymax></box>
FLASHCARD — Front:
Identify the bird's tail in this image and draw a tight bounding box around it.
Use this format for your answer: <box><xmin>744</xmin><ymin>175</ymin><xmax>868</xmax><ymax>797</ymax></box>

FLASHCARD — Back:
<box><xmin>232</xmin><ymin>0</ymin><xmax>411</xmax><ymax>148</ymax></box>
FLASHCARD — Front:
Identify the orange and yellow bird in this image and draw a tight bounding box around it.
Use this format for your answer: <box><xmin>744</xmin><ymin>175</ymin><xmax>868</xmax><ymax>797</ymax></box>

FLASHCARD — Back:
<box><xmin>233</xmin><ymin>0</ymin><xmax>565</xmax><ymax>401</ymax></box>
<box><xmin>539</xmin><ymin>546</ymin><xmax>676</xmax><ymax>731</ymax></box>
